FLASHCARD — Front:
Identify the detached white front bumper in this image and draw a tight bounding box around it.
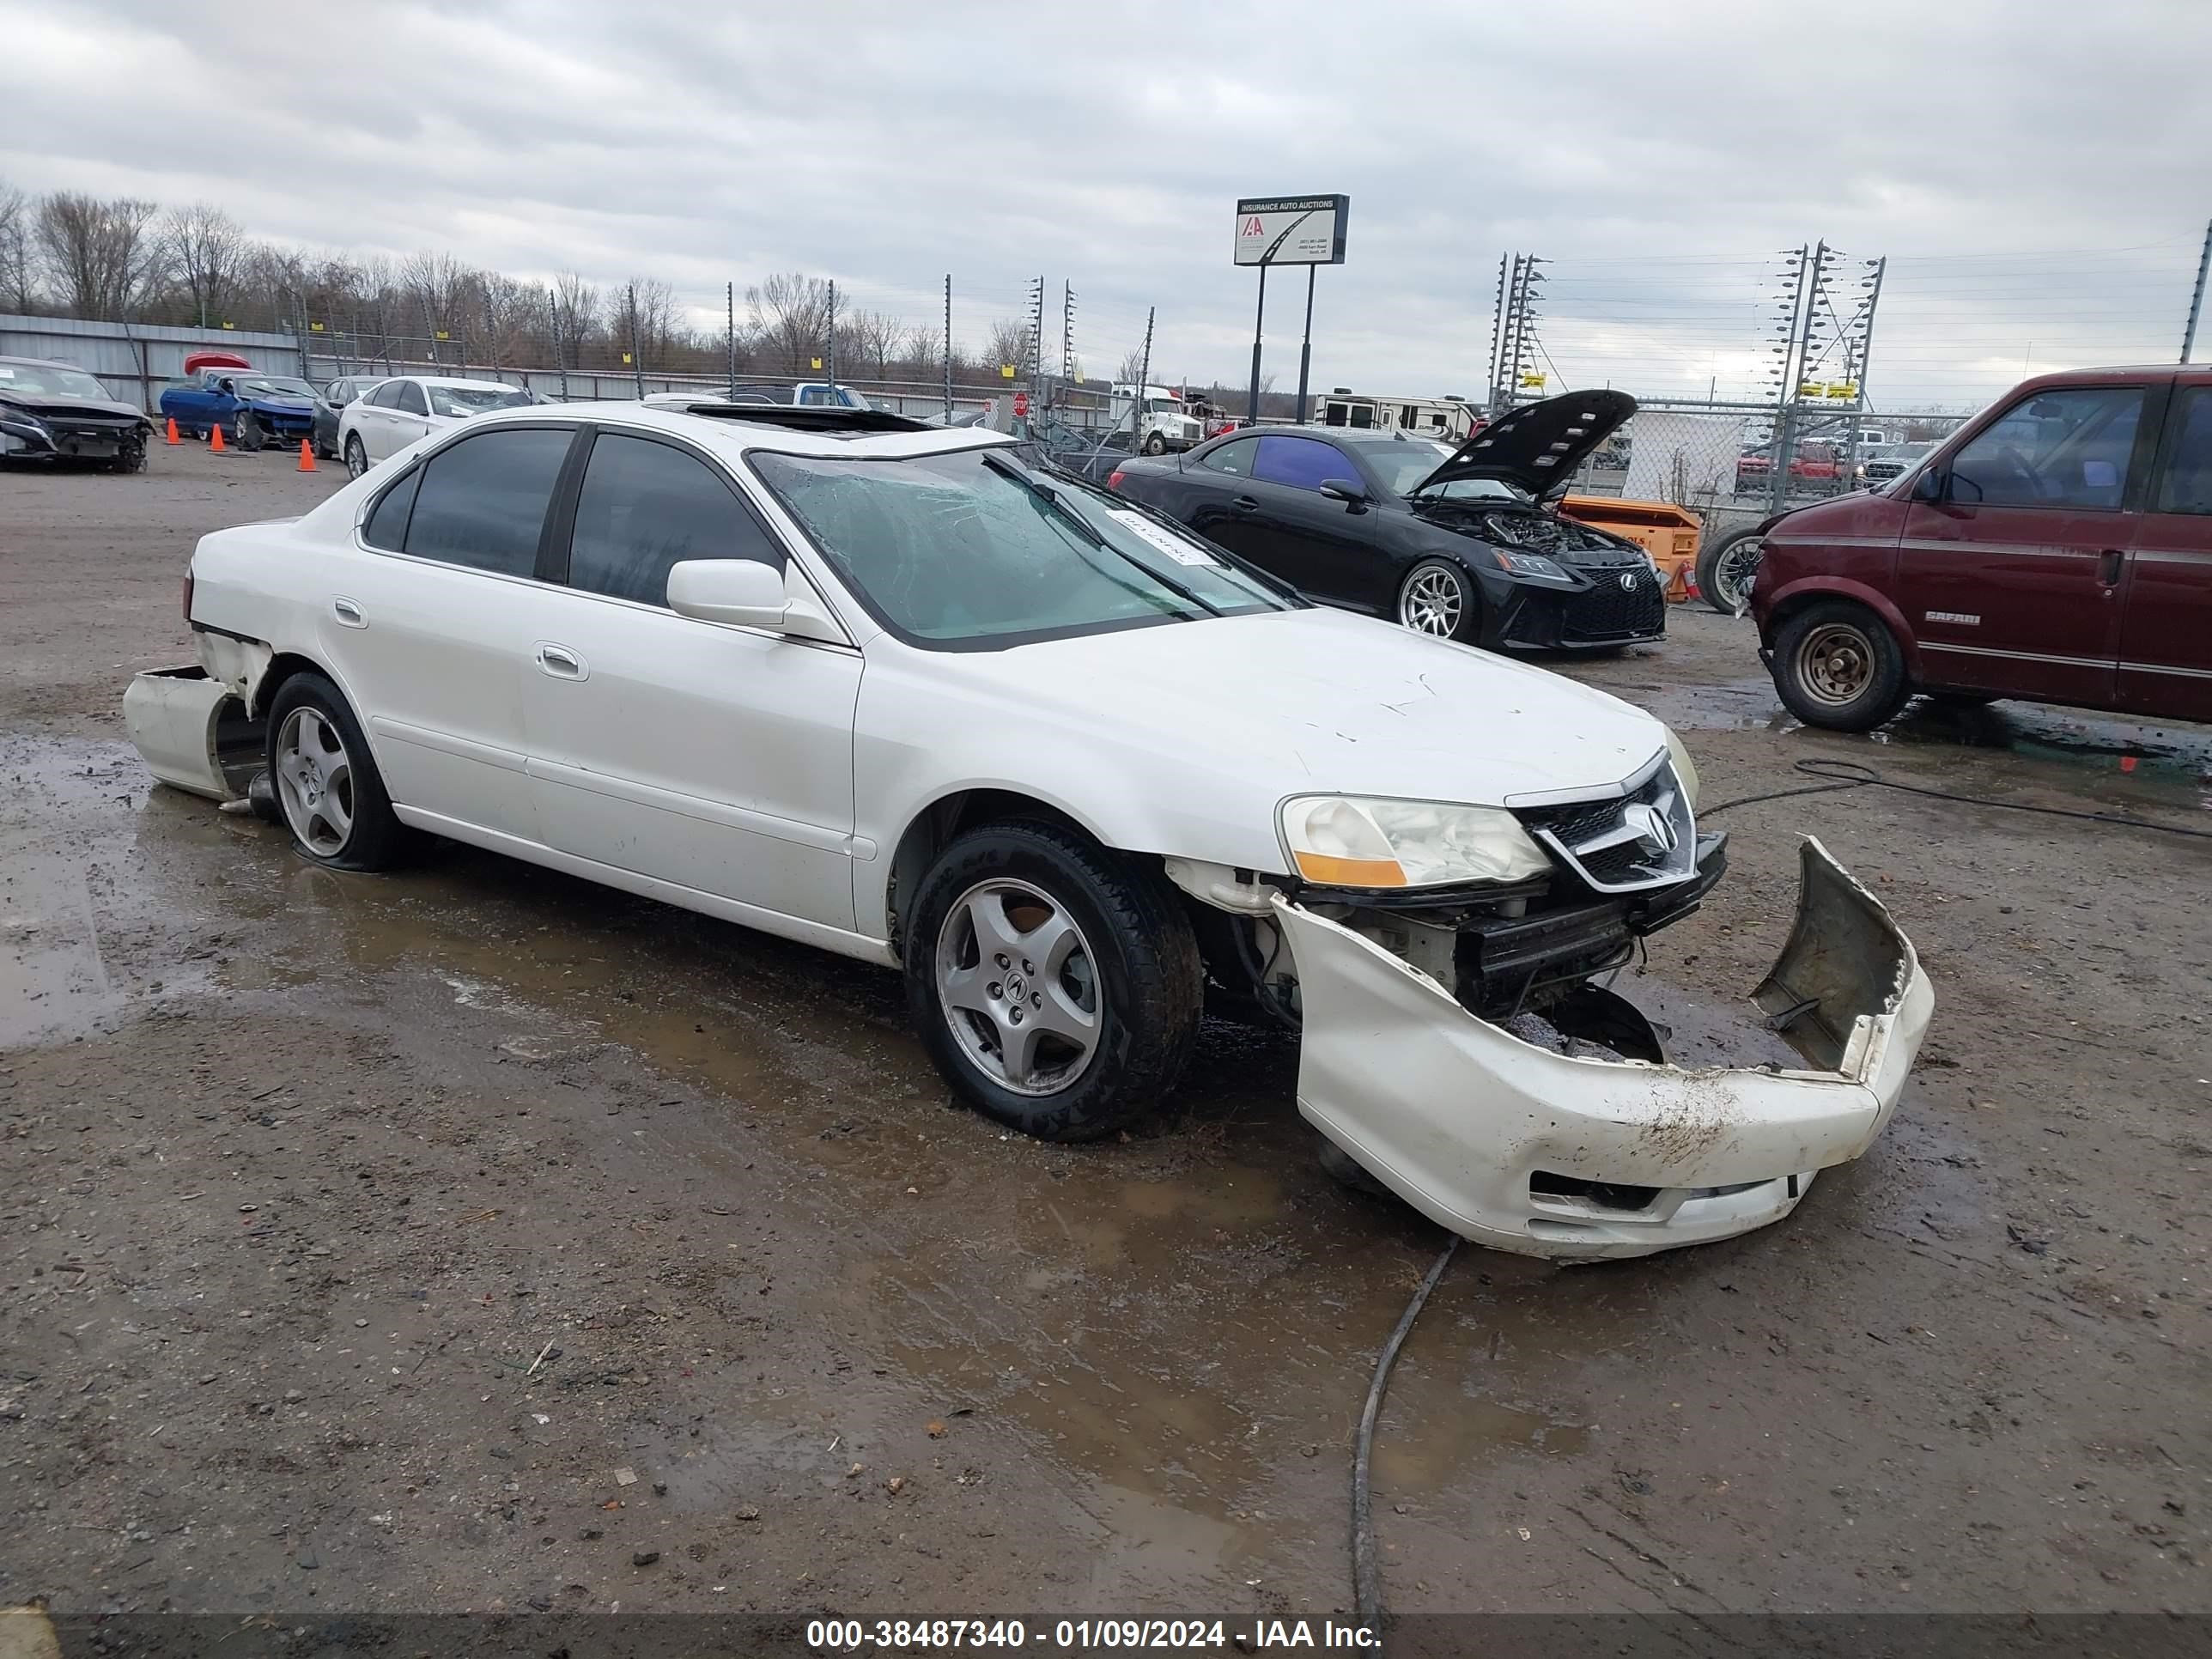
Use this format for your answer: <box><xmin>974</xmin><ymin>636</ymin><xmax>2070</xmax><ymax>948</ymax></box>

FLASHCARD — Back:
<box><xmin>1278</xmin><ymin>837</ymin><xmax>1934</xmax><ymax>1261</ymax></box>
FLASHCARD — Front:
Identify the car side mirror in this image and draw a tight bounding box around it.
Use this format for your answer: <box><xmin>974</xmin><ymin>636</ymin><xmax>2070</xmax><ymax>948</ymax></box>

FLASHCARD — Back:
<box><xmin>667</xmin><ymin>558</ymin><xmax>844</xmax><ymax>643</ymax></box>
<box><xmin>1318</xmin><ymin>477</ymin><xmax>1369</xmax><ymax>506</ymax></box>
<box><xmin>1911</xmin><ymin>468</ymin><xmax>1945</xmax><ymax>503</ymax></box>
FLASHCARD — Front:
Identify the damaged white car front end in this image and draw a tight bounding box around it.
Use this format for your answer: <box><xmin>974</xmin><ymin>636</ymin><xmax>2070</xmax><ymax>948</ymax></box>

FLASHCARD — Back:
<box><xmin>1273</xmin><ymin>837</ymin><xmax>1932</xmax><ymax>1261</ymax></box>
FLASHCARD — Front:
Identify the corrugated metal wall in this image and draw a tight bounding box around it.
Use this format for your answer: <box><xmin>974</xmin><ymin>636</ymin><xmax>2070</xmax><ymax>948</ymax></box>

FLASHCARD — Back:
<box><xmin>0</xmin><ymin>314</ymin><xmax>308</xmax><ymax>411</ymax></box>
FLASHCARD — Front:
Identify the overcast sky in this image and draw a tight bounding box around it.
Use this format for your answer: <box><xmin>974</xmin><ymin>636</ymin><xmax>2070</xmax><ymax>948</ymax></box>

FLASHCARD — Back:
<box><xmin>7</xmin><ymin>0</ymin><xmax>2209</xmax><ymax>409</ymax></box>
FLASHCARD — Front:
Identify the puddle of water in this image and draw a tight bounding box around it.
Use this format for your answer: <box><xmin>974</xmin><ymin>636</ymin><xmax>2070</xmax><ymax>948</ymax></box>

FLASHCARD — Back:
<box><xmin>1638</xmin><ymin>675</ymin><xmax>2212</xmax><ymax>813</ymax></box>
<box><xmin>0</xmin><ymin>853</ymin><xmax>119</xmax><ymax>1044</ymax></box>
<box><xmin>1873</xmin><ymin>699</ymin><xmax>2212</xmax><ymax>811</ymax></box>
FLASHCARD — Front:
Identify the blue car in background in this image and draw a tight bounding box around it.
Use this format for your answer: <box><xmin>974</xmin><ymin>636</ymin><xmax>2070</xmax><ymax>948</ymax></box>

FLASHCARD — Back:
<box><xmin>160</xmin><ymin>366</ymin><xmax>323</xmax><ymax>451</ymax></box>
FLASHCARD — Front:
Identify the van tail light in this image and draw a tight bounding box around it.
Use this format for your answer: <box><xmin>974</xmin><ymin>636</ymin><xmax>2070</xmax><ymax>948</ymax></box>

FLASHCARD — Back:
<box><xmin>181</xmin><ymin>570</ymin><xmax>194</xmax><ymax>626</ymax></box>
<box><xmin>1107</xmin><ymin>469</ymin><xmax>1126</xmax><ymax>490</ymax></box>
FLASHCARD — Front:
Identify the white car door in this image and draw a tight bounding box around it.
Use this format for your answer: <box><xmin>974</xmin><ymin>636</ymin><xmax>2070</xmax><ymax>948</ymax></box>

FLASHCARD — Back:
<box><xmin>350</xmin><ymin>380</ymin><xmax>402</xmax><ymax>459</ymax></box>
<box><xmin>383</xmin><ymin>380</ymin><xmax>435</xmax><ymax>458</ymax></box>
<box><xmin>514</xmin><ymin>426</ymin><xmax>863</xmax><ymax>931</ymax></box>
<box><xmin>329</xmin><ymin>422</ymin><xmax>580</xmax><ymax>843</ymax></box>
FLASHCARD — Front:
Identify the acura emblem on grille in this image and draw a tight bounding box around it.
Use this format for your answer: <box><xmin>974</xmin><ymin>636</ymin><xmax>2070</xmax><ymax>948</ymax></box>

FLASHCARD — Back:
<box><xmin>1622</xmin><ymin>801</ymin><xmax>1678</xmax><ymax>856</ymax></box>
<box><xmin>1619</xmin><ymin>571</ymin><xmax>1638</xmax><ymax>592</ymax></box>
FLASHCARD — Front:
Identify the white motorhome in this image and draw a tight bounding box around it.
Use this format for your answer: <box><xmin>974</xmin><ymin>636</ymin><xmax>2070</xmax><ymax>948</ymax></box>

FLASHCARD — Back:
<box><xmin>1110</xmin><ymin>384</ymin><xmax>1205</xmax><ymax>454</ymax></box>
<box><xmin>1313</xmin><ymin>390</ymin><xmax>1480</xmax><ymax>442</ymax></box>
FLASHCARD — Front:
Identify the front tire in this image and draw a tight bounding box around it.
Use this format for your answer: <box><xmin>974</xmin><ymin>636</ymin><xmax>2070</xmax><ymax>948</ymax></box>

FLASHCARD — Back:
<box><xmin>233</xmin><ymin>410</ymin><xmax>264</xmax><ymax>453</ymax></box>
<box><xmin>1396</xmin><ymin>558</ymin><xmax>1479</xmax><ymax>641</ymax></box>
<box><xmin>1141</xmin><ymin>431</ymin><xmax>1167</xmax><ymax>456</ymax></box>
<box><xmin>1698</xmin><ymin>528</ymin><xmax>1764</xmax><ymax>614</ymax></box>
<box><xmin>1770</xmin><ymin>599</ymin><xmax>1909</xmax><ymax>732</ymax></box>
<box><xmin>343</xmin><ymin>434</ymin><xmax>369</xmax><ymax>479</ymax></box>
<box><xmin>265</xmin><ymin>672</ymin><xmax>406</xmax><ymax>871</ymax></box>
<box><xmin>906</xmin><ymin>822</ymin><xmax>1200</xmax><ymax>1141</ymax></box>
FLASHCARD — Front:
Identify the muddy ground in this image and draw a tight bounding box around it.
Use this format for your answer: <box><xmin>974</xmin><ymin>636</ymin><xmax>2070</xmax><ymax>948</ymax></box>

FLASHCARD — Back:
<box><xmin>3</xmin><ymin>440</ymin><xmax>2209</xmax><ymax>1622</ymax></box>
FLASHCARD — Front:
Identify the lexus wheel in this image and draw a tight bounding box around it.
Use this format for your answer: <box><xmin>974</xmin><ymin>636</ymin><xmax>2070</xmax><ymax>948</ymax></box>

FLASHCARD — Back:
<box><xmin>906</xmin><ymin>822</ymin><xmax>1200</xmax><ymax>1141</ymax></box>
<box><xmin>344</xmin><ymin>434</ymin><xmax>368</xmax><ymax>479</ymax></box>
<box><xmin>1698</xmin><ymin>528</ymin><xmax>1765</xmax><ymax>614</ymax></box>
<box><xmin>1397</xmin><ymin>558</ymin><xmax>1478</xmax><ymax>641</ymax></box>
<box><xmin>265</xmin><ymin>672</ymin><xmax>406</xmax><ymax>871</ymax></box>
<box><xmin>1770</xmin><ymin>599</ymin><xmax>1908</xmax><ymax>732</ymax></box>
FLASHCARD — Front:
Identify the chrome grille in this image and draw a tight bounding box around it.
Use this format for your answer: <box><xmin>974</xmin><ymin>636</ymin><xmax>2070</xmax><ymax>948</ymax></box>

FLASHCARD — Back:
<box><xmin>1514</xmin><ymin>759</ymin><xmax>1697</xmax><ymax>893</ymax></box>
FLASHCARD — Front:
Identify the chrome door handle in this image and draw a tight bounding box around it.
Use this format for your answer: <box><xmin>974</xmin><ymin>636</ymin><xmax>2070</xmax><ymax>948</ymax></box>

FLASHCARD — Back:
<box><xmin>1231</xmin><ymin>495</ymin><xmax>1259</xmax><ymax>511</ymax></box>
<box><xmin>331</xmin><ymin>597</ymin><xmax>366</xmax><ymax>628</ymax></box>
<box><xmin>534</xmin><ymin>641</ymin><xmax>586</xmax><ymax>679</ymax></box>
<box><xmin>2098</xmin><ymin>549</ymin><xmax>2124</xmax><ymax>586</ymax></box>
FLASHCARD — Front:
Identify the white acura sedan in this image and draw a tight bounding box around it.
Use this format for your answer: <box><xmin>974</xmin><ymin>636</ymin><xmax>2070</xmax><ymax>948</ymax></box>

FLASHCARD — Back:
<box><xmin>150</xmin><ymin>400</ymin><xmax>1932</xmax><ymax>1259</ymax></box>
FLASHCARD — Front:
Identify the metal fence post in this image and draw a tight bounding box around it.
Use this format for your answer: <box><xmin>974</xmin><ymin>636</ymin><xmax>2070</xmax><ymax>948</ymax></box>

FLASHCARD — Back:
<box><xmin>942</xmin><ymin>275</ymin><xmax>953</xmax><ymax>421</ymax></box>
<box><xmin>2183</xmin><ymin>217</ymin><xmax>2212</xmax><ymax>363</ymax></box>
<box><xmin>629</xmin><ymin>283</ymin><xmax>643</xmax><ymax>398</ymax></box>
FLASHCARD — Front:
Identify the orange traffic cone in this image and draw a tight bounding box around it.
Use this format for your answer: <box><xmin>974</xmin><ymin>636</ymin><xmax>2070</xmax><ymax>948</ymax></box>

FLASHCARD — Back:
<box><xmin>297</xmin><ymin>440</ymin><xmax>316</xmax><ymax>472</ymax></box>
<box><xmin>165</xmin><ymin>417</ymin><xmax>181</xmax><ymax>446</ymax></box>
<box><xmin>209</xmin><ymin>422</ymin><xmax>226</xmax><ymax>453</ymax></box>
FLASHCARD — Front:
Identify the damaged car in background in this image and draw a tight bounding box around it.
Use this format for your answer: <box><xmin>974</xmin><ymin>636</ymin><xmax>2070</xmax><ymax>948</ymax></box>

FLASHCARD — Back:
<box><xmin>1105</xmin><ymin>390</ymin><xmax>1668</xmax><ymax>652</ymax></box>
<box><xmin>125</xmin><ymin>399</ymin><xmax>1933</xmax><ymax>1261</ymax></box>
<box><xmin>0</xmin><ymin>355</ymin><xmax>155</xmax><ymax>471</ymax></box>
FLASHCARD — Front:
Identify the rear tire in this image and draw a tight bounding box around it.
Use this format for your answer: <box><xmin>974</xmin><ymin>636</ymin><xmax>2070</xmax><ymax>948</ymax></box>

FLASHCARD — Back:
<box><xmin>1770</xmin><ymin>599</ymin><xmax>1909</xmax><ymax>732</ymax></box>
<box><xmin>264</xmin><ymin>672</ymin><xmax>406</xmax><ymax>871</ymax></box>
<box><xmin>344</xmin><ymin>434</ymin><xmax>368</xmax><ymax>479</ymax></box>
<box><xmin>906</xmin><ymin>822</ymin><xmax>1201</xmax><ymax>1142</ymax></box>
<box><xmin>1698</xmin><ymin>528</ymin><xmax>1765</xmax><ymax>614</ymax></box>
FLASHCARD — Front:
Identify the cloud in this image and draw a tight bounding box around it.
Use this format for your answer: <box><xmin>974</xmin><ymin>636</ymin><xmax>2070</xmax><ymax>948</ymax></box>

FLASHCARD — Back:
<box><xmin>3</xmin><ymin>0</ymin><xmax>2206</xmax><ymax>407</ymax></box>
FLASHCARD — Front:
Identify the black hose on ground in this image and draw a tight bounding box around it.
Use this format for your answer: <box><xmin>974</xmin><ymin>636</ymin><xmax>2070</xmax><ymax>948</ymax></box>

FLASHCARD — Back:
<box><xmin>1352</xmin><ymin>1235</ymin><xmax>1461</xmax><ymax>1639</ymax></box>
<box><xmin>1702</xmin><ymin>757</ymin><xmax>2212</xmax><ymax>840</ymax></box>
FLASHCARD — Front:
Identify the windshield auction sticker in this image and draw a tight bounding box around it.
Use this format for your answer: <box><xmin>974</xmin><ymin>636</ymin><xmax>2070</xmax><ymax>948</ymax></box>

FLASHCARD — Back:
<box><xmin>1106</xmin><ymin>508</ymin><xmax>1221</xmax><ymax>568</ymax></box>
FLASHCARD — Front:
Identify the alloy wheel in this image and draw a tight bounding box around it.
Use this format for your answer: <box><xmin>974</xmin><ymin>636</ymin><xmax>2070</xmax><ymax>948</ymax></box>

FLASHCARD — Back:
<box><xmin>1795</xmin><ymin>622</ymin><xmax>1876</xmax><ymax>706</ymax></box>
<box><xmin>345</xmin><ymin>437</ymin><xmax>367</xmax><ymax>479</ymax></box>
<box><xmin>1713</xmin><ymin>535</ymin><xmax>1764</xmax><ymax>611</ymax></box>
<box><xmin>934</xmin><ymin>878</ymin><xmax>1101</xmax><ymax>1097</ymax></box>
<box><xmin>1399</xmin><ymin>566</ymin><xmax>1464</xmax><ymax>636</ymax></box>
<box><xmin>275</xmin><ymin>706</ymin><xmax>356</xmax><ymax>858</ymax></box>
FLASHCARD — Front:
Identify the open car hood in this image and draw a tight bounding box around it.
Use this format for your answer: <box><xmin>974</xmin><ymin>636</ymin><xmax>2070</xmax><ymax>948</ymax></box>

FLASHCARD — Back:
<box><xmin>1411</xmin><ymin>389</ymin><xmax>1636</xmax><ymax>500</ymax></box>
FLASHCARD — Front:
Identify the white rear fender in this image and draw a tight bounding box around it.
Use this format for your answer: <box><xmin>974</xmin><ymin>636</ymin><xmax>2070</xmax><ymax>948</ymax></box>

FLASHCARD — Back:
<box><xmin>1278</xmin><ymin>836</ymin><xmax>1934</xmax><ymax>1261</ymax></box>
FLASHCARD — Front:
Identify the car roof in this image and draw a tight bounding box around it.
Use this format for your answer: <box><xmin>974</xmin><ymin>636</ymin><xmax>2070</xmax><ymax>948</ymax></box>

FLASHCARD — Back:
<box><xmin>463</xmin><ymin>398</ymin><xmax>1020</xmax><ymax>461</ymax></box>
<box><xmin>393</xmin><ymin>374</ymin><xmax>523</xmax><ymax>390</ymax></box>
<box><xmin>0</xmin><ymin>355</ymin><xmax>94</xmax><ymax>370</ymax></box>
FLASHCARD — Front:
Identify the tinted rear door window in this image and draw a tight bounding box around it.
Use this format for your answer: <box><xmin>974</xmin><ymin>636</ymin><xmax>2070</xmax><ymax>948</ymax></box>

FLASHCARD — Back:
<box><xmin>367</xmin><ymin>381</ymin><xmax>404</xmax><ymax>408</ymax></box>
<box><xmin>362</xmin><ymin>467</ymin><xmax>421</xmax><ymax>551</ymax></box>
<box><xmin>1253</xmin><ymin>434</ymin><xmax>1355</xmax><ymax>491</ymax></box>
<box><xmin>566</xmin><ymin>433</ymin><xmax>781</xmax><ymax>605</ymax></box>
<box><xmin>403</xmin><ymin>428</ymin><xmax>573</xmax><ymax>577</ymax></box>
<box><xmin>398</xmin><ymin>382</ymin><xmax>428</xmax><ymax>416</ymax></box>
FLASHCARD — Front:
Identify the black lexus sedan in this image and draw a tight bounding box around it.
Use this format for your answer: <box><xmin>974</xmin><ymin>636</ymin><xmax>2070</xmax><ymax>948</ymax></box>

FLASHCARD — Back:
<box><xmin>1105</xmin><ymin>390</ymin><xmax>1664</xmax><ymax>651</ymax></box>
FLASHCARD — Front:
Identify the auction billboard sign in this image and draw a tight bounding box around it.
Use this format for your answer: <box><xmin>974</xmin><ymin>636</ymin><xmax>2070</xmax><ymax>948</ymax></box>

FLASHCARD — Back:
<box><xmin>1232</xmin><ymin>196</ymin><xmax>1350</xmax><ymax>267</ymax></box>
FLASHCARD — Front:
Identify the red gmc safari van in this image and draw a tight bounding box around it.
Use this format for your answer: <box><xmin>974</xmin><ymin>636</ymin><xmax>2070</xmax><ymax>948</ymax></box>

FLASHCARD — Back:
<box><xmin>1752</xmin><ymin>365</ymin><xmax>2212</xmax><ymax>730</ymax></box>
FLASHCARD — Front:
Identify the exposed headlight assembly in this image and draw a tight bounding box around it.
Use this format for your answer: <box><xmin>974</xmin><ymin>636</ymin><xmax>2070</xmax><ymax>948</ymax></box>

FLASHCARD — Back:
<box><xmin>1489</xmin><ymin>549</ymin><xmax>1570</xmax><ymax>581</ymax></box>
<box><xmin>1280</xmin><ymin>795</ymin><xmax>1551</xmax><ymax>889</ymax></box>
<box><xmin>1661</xmin><ymin>726</ymin><xmax>1702</xmax><ymax>809</ymax></box>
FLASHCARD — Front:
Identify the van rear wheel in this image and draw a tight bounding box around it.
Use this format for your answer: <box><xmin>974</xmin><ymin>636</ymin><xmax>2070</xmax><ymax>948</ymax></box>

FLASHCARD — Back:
<box><xmin>1770</xmin><ymin>599</ymin><xmax>1908</xmax><ymax>732</ymax></box>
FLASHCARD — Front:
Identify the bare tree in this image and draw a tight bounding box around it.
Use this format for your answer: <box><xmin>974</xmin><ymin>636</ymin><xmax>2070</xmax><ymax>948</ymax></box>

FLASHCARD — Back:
<box><xmin>1117</xmin><ymin>346</ymin><xmax>1152</xmax><ymax>386</ymax></box>
<box><xmin>551</xmin><ymin>270</ymin><xmax>600</xmax><ymax>367</ymax></box>
<box><xmin>980</xmin><ymin>319</ymin><xmax>1029</xmax><ymax>380</ymax></box>
<box><xmin>401</xmin><ymin>249</ymin><xmax>466</xmax><ymax>356</ymax></box>
<box><xmin>746</xmin><ymin>271</ymin><xmax>830</xmax><ymax>376</ymax></box>
<box><xmin>846</xmin><ymin>309</ymin><xmax>913</xmax><ymax>380</ymax></box>
<box><xmin>162</xmin><ymin>202</ymin><xmax>246</xmax><ymax>328</ymax></box>
<box><xmin>35</xmin><ymin>191</ymin><xmax>162</xmax><ymax>319</ymax></box>
<box><xmin>0</xmin><ymin>179</ymin><xmax>33</xmax><ymax>313</ymax></box>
